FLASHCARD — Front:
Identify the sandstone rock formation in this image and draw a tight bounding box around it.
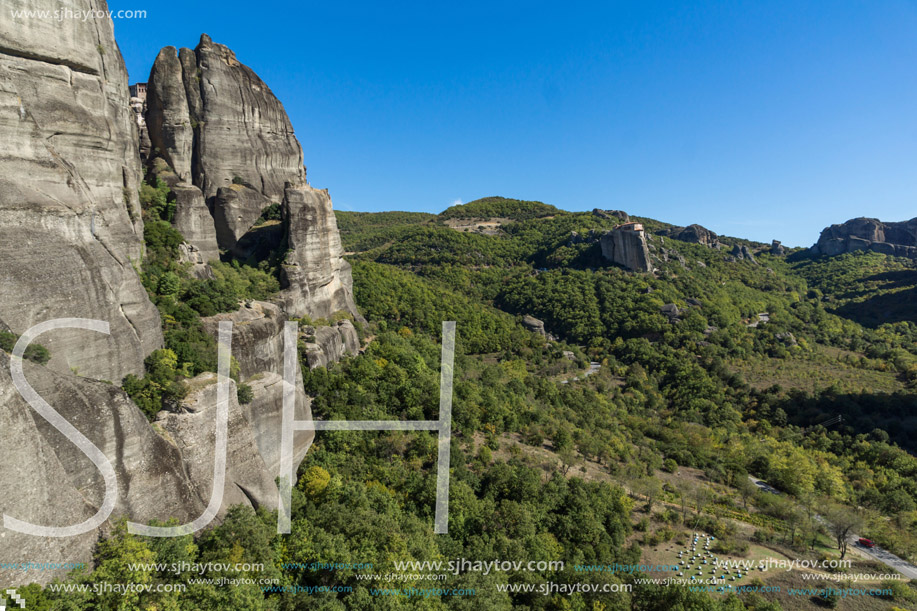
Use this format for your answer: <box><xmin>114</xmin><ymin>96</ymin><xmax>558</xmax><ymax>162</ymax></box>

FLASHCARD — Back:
<box><xmin>146</xmin><ymin>46</ymin><xmax>195</xmax><ymax>183</ymax></box>
<box><xmin>172</xmin><ymin>184</ymin><xmax>220</xmax><ymax>263</ymax></box>
<box><xmin>0</xmin><ymin>352</ymin><xmax>204</xmax><ymax>585</ymax></box>
<box><xmin>278</xmin><ymin>184</ymin><xmax>360</xmax><ymax>320</ymax></box>
<box><xmin>0</xmin><ymin>10</ymin><xmax>355</xmax><ymax>585</ymax></box>
<box><xmin>0</xmin><ymin>0</ymin><xmax>163</xmax><ymax>382</ymax></box>
<box><xmin>592</xmin><ymin>209</ymin><xmax>630</xmax><ymax>222</ymax></box>
<box><xmin>212</xmin><ymin>184</ymin><xmax>272</xmax><ymax>252</ymax></box>
<box><xmin>600</xmin><ymin>223</ymin><xmax>652</xmax><ymax>272</ymax></box>
<box><xmin>522</xmin><ymin>315</ymin><xmax>547</xmax><ymax>336</ymax></box>
<box><xmin>145</xmin><ymin>35</ymin><xmax>361</xmax><ymax>322</ymax></box>
<box><xmin>810</xmin><ymin>217</ymin><xmax>917</xmax><ymax>259</ymax></box>
<box><xmin>658</xmin><ymin>224</ymin><xmax>720</xmax><ymax>248</ymax></box>
<box><xmin>155</xmin><ymin>373</ymin><xmax>280</xmax><ymax>511</ymax></box>
<box><xmin>731</xmin><ymin>244</ymin><xmax>758</xmax><ymax>264</ymax></box>
<box><xmin>201</xmin><ymin>301</ymin><xmax>314</xmax><ymax>475</ymax></box>
<box><xmin>301</xmin><ymin>321</ymin><xmax>360</xmax><ymax>369</ymax></box>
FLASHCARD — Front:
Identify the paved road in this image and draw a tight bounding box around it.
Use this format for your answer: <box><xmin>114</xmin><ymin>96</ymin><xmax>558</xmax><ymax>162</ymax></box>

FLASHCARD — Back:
<box><xmin>746</xmin><ymin>476</ymin><xmax>917</xmax><ymax>579</ymax></box>
<box><xmin>846</xmin><ymin>535</ymin><xmax>917</xmax><ymax>580</ymax></box>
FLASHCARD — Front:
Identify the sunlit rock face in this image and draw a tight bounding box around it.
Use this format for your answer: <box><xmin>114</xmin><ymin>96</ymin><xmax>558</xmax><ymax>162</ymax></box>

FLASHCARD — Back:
<box><xmin>601</xmin><ymin>223</ymin><xmax>652</xmax><ymax>272</ymax></box>
<box><xmin>811</xmin><ymin>217</ymin><xmax>917</xmax><ymax>259</ymax></box>
<box><xmin>0</xmin><ymin>0</ymin><xmax>163</xmax><ymax>382</ymax></box>
<box><xmin>145</xmin><ymin>35</ymin><xmax>361</xmax><ymax>321</ymax></box>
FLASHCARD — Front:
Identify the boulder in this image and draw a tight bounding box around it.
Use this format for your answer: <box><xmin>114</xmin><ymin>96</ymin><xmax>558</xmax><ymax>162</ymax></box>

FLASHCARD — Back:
<box><xmin>522</xmin><ymin>315</ymin><xmax>546</xmax><ymax>336</ymax></box>
<box><xmin>659</xmin><ymin>224</ymin><xmax>719</xmax><ymax>248</ymax></box>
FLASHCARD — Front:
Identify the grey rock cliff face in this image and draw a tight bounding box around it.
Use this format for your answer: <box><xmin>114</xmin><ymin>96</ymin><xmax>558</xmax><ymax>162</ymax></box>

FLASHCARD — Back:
<box><xmin>172</xmin><ymin>184</ymin><xmax>220</xmax><ymax>263</ymax></box>
<box><xmin>155</xmin><ymin>373</ymin><xmax>280</xmax><ymax>512</ymax></box>
<box><xmin>146</xmin><ymin>35</ymin><xmax>305</xmax><ymax>203</ymax></box>
<box><xmin>146</xmin><ymin>47</ymin><xmax>195</xmax><ymax>183</ymax></box>
<box><xmin>213</xmin><ymin>184</ymin><xmax>272</xmax><ymax>252</ymax></box>
<box><xmin>0</xmin><ymin>0</ymin><xmax>162</xmax><ymax>381</ymax></box>
<box><xmin>146</xmin><ymin>35</ymin><xmax>361</xmax><ymax>322</ymax></box>
<box><xmin>279</xmin><ymin>184</ymin><xmax>361</xmax><ymax>320</ymax></box>
<box><xmin>302</xmin><ymin>321</ymin><xmax>360</xmax><ymax>369</ymax></box>
<box><xmin>811</xmin><ymin>217</ymin><xmax>917</xmax><ymax>259</ymax></box>
<box><xmin>0</xmin><ymin>353</ymin><xmax>204</xmax><ymax>585</ymax></box>
<box><xmin>601</xmin><ymin>223</ymin><xmax>652</xmax><ymax>272</ymax></box>
<box><xmin>201</xmin><ymin>301</ymin><xmax>314</xmax><ymax>481</ymax></box>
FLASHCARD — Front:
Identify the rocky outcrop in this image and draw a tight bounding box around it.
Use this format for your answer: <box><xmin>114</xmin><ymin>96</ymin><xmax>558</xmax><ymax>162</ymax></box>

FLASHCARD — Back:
<box><xmin>301</xmin><ymin>321</ymin><xmax>360</xmax><ymax>369</ymax></box>
<box><xmin>771</xmin><ymin>240</ymin><xmax>785</xmax><ymax>255</ymax></box>
<box><xmin>145</xmin><ymin>35</ymin><xmax>361</xmax><ymax>322</ymax></box>
<box><xmin>659</xmin><ymin>224</ymin><xmax>720</xmax><ymax>248</ymax></box>
<box><xmin>129</xmin><ymin>95</ymin><xmax>151</xmax><ymax>163</ymax></box>
<box><xmin>731</xmin><ymin>244</ymin><xmax>758</xmax><ymax>264</ymax></box>
<box><xmin>172</xmin><ymin>184</ymin><xmax>220</xmax><ymax>263</ymax></box>
<box><xmin>146</xmin><ymin>35</ymin><xmax>304</xmax><ymax>203</ymax></box>
<box><xmin>212</xmin><ymin>184</ymin><xmax>272</xmax><ymax>252</ymax></box>
<box><xmin>600</xmin><ymin>223</ymin><xmax>652</xmax><ymax>272</ymax></box>
<box><xmin>593</xmin><ymin>209</ymin><xmax>630</xmax><ymax>222</ymax></box>
<box><xmin>202</xmin><ymin>301</ymin><xmax>287</xmax><ymax>379</ymax></box>
<box><xmin>146</xmin><ymin>47</ymin><xmax>195</xmax><ymax>183</ymax></box>
<box><xmin>278</xmin><ymin>184</ymin><xmax>360</xmax><ymax>320</ymax></box>
<box><xmin>155</xmin><ymin>373</ymin><xmax>279</xmax><ymax>512</ymax></box>
<box><xmin>0</xmin><ymin>352</ymin><xmax>204</xmax><ymax>585</ymax></box>
<box><xmin>201</xmin><ymin>300</ymin><xmax>314</xmax><ymax>472</ymax></box>
<box><xmin>522</xmin><ymin>315</ymin><xmax>546</xmax><ymax>336</ymax></box>
<box><xmin>0</xmin><ymin>0</ymin><xmax>162</xmax><ymax>381</ymax></box>
<box><xmin>811</xmin><ymin>217</ymin><xmax>917</xmax><ymax>259</ymax></box>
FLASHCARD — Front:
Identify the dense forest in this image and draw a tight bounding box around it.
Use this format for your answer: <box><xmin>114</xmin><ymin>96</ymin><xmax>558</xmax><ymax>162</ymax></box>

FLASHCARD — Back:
<box><xmin>15</xmin><ymin>195</ymin><xmax>917</xmax><ymax>610</ymax></box>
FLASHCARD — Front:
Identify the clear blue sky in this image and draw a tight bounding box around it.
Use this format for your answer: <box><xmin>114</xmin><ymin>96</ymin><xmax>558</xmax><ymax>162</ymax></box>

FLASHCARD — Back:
<box><xmin>111</xmin><ymin>0</ymin><xmax>917</xmax><ymax>247</ymax></box>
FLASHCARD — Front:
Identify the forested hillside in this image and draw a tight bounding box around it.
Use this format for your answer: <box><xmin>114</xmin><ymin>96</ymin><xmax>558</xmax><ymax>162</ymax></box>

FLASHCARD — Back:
<box><xmin>22</xmin><ymin>198</ymin><xmax>917</xmax><ymax>610</ymax></box>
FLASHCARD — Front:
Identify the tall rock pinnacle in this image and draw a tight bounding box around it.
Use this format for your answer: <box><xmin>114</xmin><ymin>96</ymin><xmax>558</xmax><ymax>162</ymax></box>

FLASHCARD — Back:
<box><xmin>145</xmin><ymin>34</ymin><xmax>361</xmax><ymax>321</ymax></box>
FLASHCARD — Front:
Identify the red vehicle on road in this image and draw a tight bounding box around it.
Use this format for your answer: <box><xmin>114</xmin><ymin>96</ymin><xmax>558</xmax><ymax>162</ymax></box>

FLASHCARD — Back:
<box><xmin>858</xmin><ymin>538</ymin><xmax>876</xmax><ymax>548</ymax></box>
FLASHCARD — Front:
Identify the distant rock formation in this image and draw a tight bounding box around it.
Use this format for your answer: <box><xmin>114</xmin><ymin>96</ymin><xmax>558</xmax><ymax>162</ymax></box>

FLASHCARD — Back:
<box><xmin>658</xmin><ymin>224</ymin><xmax>720</xmax><ymax>248</ymax></box>
<box><xmin>592</xmin><ymin>209</ymin><xmax>630</xmax><ymax>222</ymax></box>
<box><xmin>810</xmin><ymin>217</ymin><xmax>917</xmax><ymax>259</ymax></box>
<box><xmin>0</xmin><ymin>0</ymin><xmax>163</xmax><ymax>382</ymax></box>
<box><xmin>601</xmin><ymin>223</ymin><xmax>652</xmax><ymax>272</ymax></box>
<box><xmin>522</xmin><ymin>315</ymin><xmax>546</xmax><ymax>336</ymax></box>
<box><xmin>731</xmin><ymin>244</ymin><xmax>758</xmax><ymax>264</ymax></box>
<box><xmin>771</xmin><ymin>240</ymin><xmax>785</xmax><ymax>256</ymax></box>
